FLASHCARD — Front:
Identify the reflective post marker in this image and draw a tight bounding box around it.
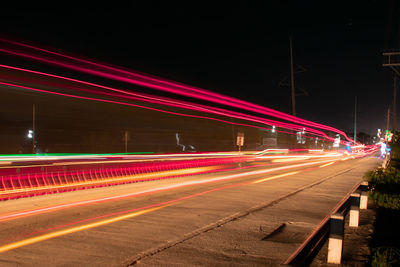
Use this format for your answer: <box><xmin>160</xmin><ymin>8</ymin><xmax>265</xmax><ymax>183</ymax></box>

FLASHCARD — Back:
<box><xmin>359</xmin><ymin>181</ymin><xmax>368</xmax><ymax>210</ymax></box>
<box><xmin>349</xmin><ymin>193</ymin><xmax>360</xmax><ymax>227</ymax></box>
<box><xmin>327</xmin><ymin>213</ymin><xmax>344</xmax><ymax>264</ymax></box>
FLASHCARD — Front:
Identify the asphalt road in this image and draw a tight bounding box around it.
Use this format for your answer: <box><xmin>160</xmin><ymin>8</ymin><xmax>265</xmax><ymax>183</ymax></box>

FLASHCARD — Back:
<box><xmin>0</xmin><ymin>155</ymin><xmax>380</xmax><ymax>266</ymax></box>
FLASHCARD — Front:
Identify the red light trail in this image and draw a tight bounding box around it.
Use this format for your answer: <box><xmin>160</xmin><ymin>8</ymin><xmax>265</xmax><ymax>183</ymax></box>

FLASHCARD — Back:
<box><xmin>0</xmin><ymin>80</ymin><xmax>336</xmax><ymax>149</ymax></box>
<box><xmin>0</xmin><ymin>152</ymin><xmax>372</xmax><ymax>222</ymax></box>
<box><xmin>0</xmin><ymin>64</ymin><xmax>336</xmax><ymax>142</ymax></box>
<box><xmin>0</xmin><ymin>38</ymin><xmax>356</xmax><ymax>144</ymax></box>
<box><xmin>0</xmin><ymin>37</ymin><xmax>377</xmax><ymax>203</ymax></box>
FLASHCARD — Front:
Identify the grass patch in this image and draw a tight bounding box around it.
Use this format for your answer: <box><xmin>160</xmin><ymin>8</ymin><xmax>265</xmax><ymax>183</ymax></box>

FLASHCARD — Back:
<box><xmin>369</xmin><ymin>191</ymin><xmax>400</xmax><ymax>210</ymax></box>
<box><xmin>366</xmin><ymin>166</ymin><xmax>400</xmax><ymax>265</ymax></box>
<box><xmin>371</xmin><ymin>247</ymin><xmax>400</xmax><ymax>267</ymax></box>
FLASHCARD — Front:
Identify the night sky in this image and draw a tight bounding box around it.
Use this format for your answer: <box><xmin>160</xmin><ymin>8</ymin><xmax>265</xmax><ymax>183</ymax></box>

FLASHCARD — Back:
<box><xmin>1</xmin><ymin>1</ymin><xmax>397</xmax><ymax>135</ymax></box>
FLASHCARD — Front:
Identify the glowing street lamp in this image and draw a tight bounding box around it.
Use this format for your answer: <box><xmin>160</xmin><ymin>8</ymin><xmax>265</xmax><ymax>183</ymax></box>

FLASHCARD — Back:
<box><xmin>27</xmin><ymin>130</ymin><xmax>33</xmax><ymax>139</ymax></box>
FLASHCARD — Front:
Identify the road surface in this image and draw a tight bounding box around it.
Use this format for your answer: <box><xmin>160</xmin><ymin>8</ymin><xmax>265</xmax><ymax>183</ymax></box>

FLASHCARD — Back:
<box><xmin>0</xmin><ymin>154</ymin><xmax>379</xmax><ymax>266</ymax></box>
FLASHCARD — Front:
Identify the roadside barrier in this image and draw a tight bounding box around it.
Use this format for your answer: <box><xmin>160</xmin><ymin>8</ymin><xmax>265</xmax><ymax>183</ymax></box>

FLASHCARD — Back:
<box><xmin>0</xmin><ymin>156</ymin><xmax>248</xmax><ymax>201</ymax></box>
<box><xmin>284</xmin><ymin>180</ymin><xmax>369</xmax><ymax>265</ymax></box>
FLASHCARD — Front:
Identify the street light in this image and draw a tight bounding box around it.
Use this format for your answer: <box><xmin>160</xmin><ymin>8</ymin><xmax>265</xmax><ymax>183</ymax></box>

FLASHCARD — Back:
<box><xmin>27</xmin><ymin>129</ymin><xmax>35</xmax><ymax>153</ymax></box>
<box><xmin>27</xmin><ymin>130</ymin><xmax>33</xmax><ymax>139</ymax></box>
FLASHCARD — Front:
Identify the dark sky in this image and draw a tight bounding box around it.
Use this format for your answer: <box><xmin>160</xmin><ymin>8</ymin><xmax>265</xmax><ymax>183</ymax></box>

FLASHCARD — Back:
<box><xmin>0</xmin><ymin>1</ymin><xmax>397</xmax><ymax>135</ymax></box>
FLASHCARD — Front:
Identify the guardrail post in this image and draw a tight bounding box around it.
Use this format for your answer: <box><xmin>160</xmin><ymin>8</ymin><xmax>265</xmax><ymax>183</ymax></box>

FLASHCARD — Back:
<box><xmin>349</xmin><ymin>193</ymin><xmax>360</xmax><ymax>227</ymax></box>
<box><xmin>327</xmin><ymin>213</ymin><xmax>344</xmax><ymax>264</ymax></box>
<box><xmin>359</xmin><ymin>181</ymin><xmax>368</xmax><ymax>209</ymax></box>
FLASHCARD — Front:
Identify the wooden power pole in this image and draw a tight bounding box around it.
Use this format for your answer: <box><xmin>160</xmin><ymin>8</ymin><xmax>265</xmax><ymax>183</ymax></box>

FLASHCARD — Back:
<box><xmin>393</xmin><ymin>73</ymin><xmax>397</xmax><ymax>131</ymax></box>
<box><xmin>354</xmin><ymin>96</ymin><xmax>357</xmax><ymax>142</ymax></box>
<box><xmin>290</xmin><ymin>34</ymin><xmax>296</xmax><ymax>117</ymax></box>
<box><xmin>32</xmin><ymin>104</ymin><xmax>36</xmax><ymax>154</ymax></box>
<box><xmin>387</xmin><ymin>106</ymin><xmax>391</xmax><ymax>132</ymax></box>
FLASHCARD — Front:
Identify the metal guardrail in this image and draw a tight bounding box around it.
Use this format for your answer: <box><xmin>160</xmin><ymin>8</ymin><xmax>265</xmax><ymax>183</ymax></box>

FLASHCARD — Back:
<box><xmin>284</xmin><ymin>180</ymin><xmax>368</xmax><ymax>266</ymax></box>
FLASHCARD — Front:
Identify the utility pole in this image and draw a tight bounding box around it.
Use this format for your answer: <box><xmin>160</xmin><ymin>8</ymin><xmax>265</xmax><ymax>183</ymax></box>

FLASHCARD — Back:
<box><xmin>382</xmin><ymin>2</ymin><xmax>400</xmax><ymax>130</ymax></box>
<box><xmin>32</xmin><ymin>104</ymin><xmax>36</xmax><ymax>154</ymax></box>
<box><xmin>393</xmin><ymin>73</ymin><xmax>397</xmax><ymax>131</ymax></box>
<box><xmin>387</xmin><ymin>105</ymin><xmax>391</xmax><ymax>132</ymax></box>
<box><xmin>123</xmin><ymin>130</ymin><xmax>129</xmax><ymax>153</ymax></box>
<box><xmin>290</xmin><ymin>33</ymin><xmax>296</xmax><ymax>117</ymax></box>
<box><xmin>354</xmin><ymin>96</ymin><xmax>357</xmax><ymax>142</ymax></box>
<box><xmin>383</xmin><ymin>52</ymin><xmax>400</xmax><ymax>130</ymax></box>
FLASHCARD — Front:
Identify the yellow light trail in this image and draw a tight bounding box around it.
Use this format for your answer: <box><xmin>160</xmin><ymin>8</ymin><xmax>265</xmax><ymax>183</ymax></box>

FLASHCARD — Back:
<box><xmin>0</xmin><ymin>205</ymin><xmax>166</xmax><ymax>253</ymax></box>
<box><xmin>0</xmin><ymin>158</ymin><xmax>340</xmax><ymax>252</ymax></box>
<box><xmin>251</xmin><ymin>171</ymin><xmax>300</xmax><ymax>184</ymax></box>
<box><xmin>0</xmin><ymin>171</ymin><xmax>300</xmax><ymax>253</ymax></box>
<box><xmin>319</xmin><ymin>162</ymin><xmax>335</xmax><ymax>168</ymax></box>
<box><xmin>271</xmin><ymin>157</ymin><xmax>309</xmax><ymax>163</ymax></box>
